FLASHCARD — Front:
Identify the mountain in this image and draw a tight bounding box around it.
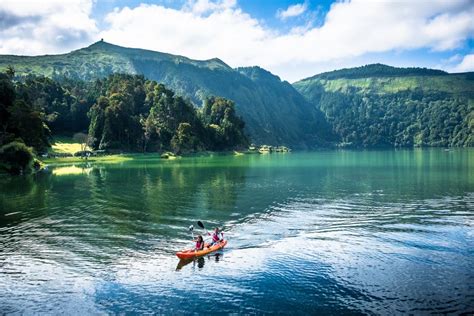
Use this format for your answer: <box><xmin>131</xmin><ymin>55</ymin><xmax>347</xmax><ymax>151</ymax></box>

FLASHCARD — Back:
<box><xmin>293</xmin><ymin>64</ymin><xmax>474</xmax><ymax>147</ymax></box>
<box><xmin>2</xmin><ymin>44</ymin><xmax>472</xmax><ymax>148</ymax></box>
<box><xmin>302</xmin><ymin>63</ymin><xmax>449</xmax><ymax>80</ymax></box>
<box><xmin>0</xmin><ymin>40</ymin><xmax>330</xmax><ymax>147</ymax></box>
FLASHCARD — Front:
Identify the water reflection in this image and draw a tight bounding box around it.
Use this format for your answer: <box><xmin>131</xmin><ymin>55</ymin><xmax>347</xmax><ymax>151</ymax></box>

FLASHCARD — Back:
<box><xmin>1</xmin><ymin>155</ymin><xmax>252</xmax><ymax>266</ymax></box>
<box><xmin>176</xmin><ymin>253</ymin><xmax>223</xmax><ymax>271</ymax></box>
<box><xmin>52</xmin><ymin>165</ymin><xmax>93</xmax><ymax>176</ymax></box>
<box><xmin>0</xmin><ymin>150</ymin><xmax>472</xmax><ymax>314</ymax></box>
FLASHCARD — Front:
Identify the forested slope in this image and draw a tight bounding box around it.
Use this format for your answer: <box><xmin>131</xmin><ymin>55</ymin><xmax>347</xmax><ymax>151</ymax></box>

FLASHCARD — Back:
<box><xmin>0</xmin><ymin>41</ymin><xmax>330</xmax><ymax>147</ymax></box>
<box><xmin>294</xmin><ymin>64</ymin><xmax>474</xmax><ymax>147</ymax></box>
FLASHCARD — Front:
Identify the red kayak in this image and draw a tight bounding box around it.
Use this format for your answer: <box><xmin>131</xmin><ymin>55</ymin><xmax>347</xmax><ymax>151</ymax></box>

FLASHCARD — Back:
<box><xmin>176</xmin><ymin>240</ymin><xmax>227</xmax><ymax>259</ymax></box>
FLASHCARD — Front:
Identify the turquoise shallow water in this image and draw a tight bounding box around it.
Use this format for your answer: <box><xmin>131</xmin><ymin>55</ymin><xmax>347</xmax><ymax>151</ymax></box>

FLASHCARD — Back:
<box><xmin>0</xmin><ymin>149</ymin><xmax>473</xmax><ymax>314</ymax></box>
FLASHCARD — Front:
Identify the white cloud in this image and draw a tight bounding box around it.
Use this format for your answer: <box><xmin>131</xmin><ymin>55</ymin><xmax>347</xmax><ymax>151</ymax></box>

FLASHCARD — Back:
<box><xmin>100</xmin><ymin>2</ymin><xmax>268</xmax><ymax>65</ymax></box>
<box><xmin>99</xmin><ymin>0</ymin><xmax>474</xmax><ymax>81</ymax></box>
<box><xmin>0</xmin><ymin>0</ymin><xmax>98</xmax><ymax>55</ymax></box>
<box><xmin>453</xmin><ymin>54</ymin><xmax>474</xmax><ymax>72</ymax></box>
<box><xmin>277</xmin><ymin>3</ymin><xmax>307</xmax><ymax>20</ymax></box>
<box><xmin>0</xmin><ymin>0</ymin><xmax>473</xmax><ymax>81</ymax></box>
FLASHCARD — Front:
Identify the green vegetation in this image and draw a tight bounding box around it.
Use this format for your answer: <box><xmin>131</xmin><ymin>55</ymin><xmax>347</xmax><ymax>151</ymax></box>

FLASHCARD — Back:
<box><xmin>201</xmin><ymin>96</ymin><xmax>248</xmax><ymax>150</ymax></box>
<box><xmin>50</xmin><ymin>136</ymin><xmax>91</xmax><ymax>155</ymax></box>
<box><xmin>13</xmin><ymin>76</ymin><xmax>94</xmax><ymax>135</ymax></box>
<box><xmin>301</xmin><ymin>63</ymin><xmax>447</xmax><ymax>81</ymax></box>
<box><xmin>0</xmin><ymin>73</ymin><xmax>51</xmax><ymax>152</ymax></box>
<box><xmin>0</xmin><ymin>141</ymin><xmax>35</xmax><ymax>174</ymax></box>
<box><xmin>235</xmin><ymin>67</ymin><xmax>333</xmax><ymax>147</ymax></box>
<box><xmin>41</xmin><ymin>154</ymin><xmax>133</xmax><ymax>165</ymax></box>
<box><xmin>0</xmin><ymin>69</ymin><xmax>249</xmax><ymax>173</ymax></box>
<box><xmin>1</xmin><ymin>41</ymin><xmax>473</xmax><ymax>161</ymax></box>
<box><xmin>0</xmin><ymin>72</ymin><xmax>50</xmax><ymax>174</ymax></box>
<box><xmin>0</xmin><ymin>41</ymin><xmax>330</xmax><ymax>147</ymax></box>
<box><xmin>88</xmin><ymin>74</ymin><xmax>248</xmax><ymax>153</ymax></box>
<box><xmin>294</xmin><ymin>64</ymin><xmax>474</xmax><ymax>148</ymax></box>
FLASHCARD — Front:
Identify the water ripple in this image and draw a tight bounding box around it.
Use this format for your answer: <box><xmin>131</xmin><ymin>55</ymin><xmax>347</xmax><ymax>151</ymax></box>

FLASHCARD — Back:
<box><xmin>1</xmin><ymin>150</ymin><xmax>473</xmax><ymax>314</ymax></box>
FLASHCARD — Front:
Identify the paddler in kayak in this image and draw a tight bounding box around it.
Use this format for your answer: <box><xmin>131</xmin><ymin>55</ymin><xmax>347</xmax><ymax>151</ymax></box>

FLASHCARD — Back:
<box><xmin>194</xmin><ymin>235</ymin><xmax>205</xmax><ymax>252</ymax></box>
<box><xmin>207</xmin><ymin>227</ymin><xmax>224</xmax><ymax>247</ymax></box>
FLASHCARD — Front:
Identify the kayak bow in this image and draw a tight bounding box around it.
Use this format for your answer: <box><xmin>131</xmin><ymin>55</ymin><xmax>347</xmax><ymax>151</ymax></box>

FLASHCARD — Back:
<box><xmin>176</xmin><ymin>240</ymin><xmax>227</xmax><ymax>259</ymax></box>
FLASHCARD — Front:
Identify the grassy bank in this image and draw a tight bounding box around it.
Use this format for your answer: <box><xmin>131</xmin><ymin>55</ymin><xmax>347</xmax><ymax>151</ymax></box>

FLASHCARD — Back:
<box><xmin>41</xmin><ymin>137</ymin><xmax>131</xmax><ymax>165</ymax></box>
<box><xmin>50</xmin><ymin>136</ymin><xmax>91</xmax><ymax>155</ymax></box>
<box><xmin>41</xmin><ymin>154</ymin><xmax>133</xmax><ymax>165</ymax></box>
<box><xmin>39</xmin><ymin>137</ymin><xmax>279</xmax><ymax>167</ymax></box>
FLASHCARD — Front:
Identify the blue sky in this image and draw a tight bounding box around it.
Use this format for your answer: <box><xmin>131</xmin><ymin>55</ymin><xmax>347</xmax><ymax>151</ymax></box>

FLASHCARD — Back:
<box><xmin>1</xmin><ymin>0</ymin><xmax>473</xmax><ymax>81</ymax></box>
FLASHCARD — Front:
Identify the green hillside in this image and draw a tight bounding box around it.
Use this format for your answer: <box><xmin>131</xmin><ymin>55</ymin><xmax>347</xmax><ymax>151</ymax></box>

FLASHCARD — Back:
<box><xmin>2</xmin><ymin>45</ymin><xmax>472</xmax><ymax>148</ymax></box>
<box><xmin>0</xmin><ymin>40</ymin><xmax>330</xmax><ymax>147</ymax></box>
<box><xmin>0</xmin><ymin>71</ymin><xmax>250</xmax><ymax>174</ymax></box>
<box><xmin>294</xmin><ymin>64</ymin><xmax>474</xmax><ymax>147</ymax></box>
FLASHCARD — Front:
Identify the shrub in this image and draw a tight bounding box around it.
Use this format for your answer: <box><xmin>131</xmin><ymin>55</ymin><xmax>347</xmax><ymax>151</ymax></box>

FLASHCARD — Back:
<box><xmin>0</xmin><ymin>141</ymin><xmax>34</xmax><ymax>175</ymax></box>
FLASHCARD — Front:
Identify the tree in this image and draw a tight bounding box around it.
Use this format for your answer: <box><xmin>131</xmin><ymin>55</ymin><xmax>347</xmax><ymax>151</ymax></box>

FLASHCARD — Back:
<box><xmin>297</xmin><ymin>78</ymin><xmax>474</xmax><ymax>148</ymax></box>
<box><xmin>7</xmin><ymin>99</ymin><xmax>50</xmax><ymax>153</ymax></box>
<box><xmin>0</xmin><ymin>141</ymin><xmax>34</xmax><ymax>174</ymax></box>
<box><xmin>73</xmin><ymin>132</ymin><xmax>92</xmax><ymax>154</ymax></box>
<box><xmin>171</xmin><ymin>122</ymin><xmax>200</xmax><ymax>154</ymax></box>
<box><xmin>4</xmin><ymin>73</ymin><xmax>249</xmax><ymax>154</ymax></box>
<box><xmin>5</xmin><ymin>65</ymin><xmax>15</xmax><ymax>79</ymax></box>
<box><xmin>201</xmin><ymin>97</ymin><xmax>248</xmax><ymax>150</ymax></box>
<box><xmin>0</xmin><ymin>73</ymin><xmax>16</xmax><ymax>144</ymax></box>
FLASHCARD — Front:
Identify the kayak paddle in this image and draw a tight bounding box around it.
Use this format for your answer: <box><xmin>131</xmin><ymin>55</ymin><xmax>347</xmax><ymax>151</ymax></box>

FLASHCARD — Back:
<box><xmin>198</xmin><ymin>221</ymin><xmax>225</xmax><ymax>232</ymax></box>
<box><xmin>197</xmin><ymin>221</ymin><xmax>211</xmax><ymax>240</ymax></box>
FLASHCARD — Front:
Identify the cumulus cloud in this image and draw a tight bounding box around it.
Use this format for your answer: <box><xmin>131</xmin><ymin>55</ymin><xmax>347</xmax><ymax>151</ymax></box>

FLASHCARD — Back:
<box><xmin>100</xmin><ymin>1</ymin><xmax>267</xmax><ymax>65</ymax></box>
<box><xmin>0</xmin><ymin>0</ymin><xmax>473</xmax><ymax>80</ymax></box>
<box><xmin>277</xmin><ymin>3</ymin><xmax>307</xmax><ymax>20</ymax></box>
<box><xmin>453</xmin><ymin>54</ymin><xmax>474</xmax><ymax>72</ymax></box>
<box><xmin>0</xmin><ymin>0</ymin><xmax>97</xmax><ymax>55</ymax></box>
<box><xmin>98</xmin><ymin>0</ymin><xmax>474</xmax><ymax>80</ymax></box>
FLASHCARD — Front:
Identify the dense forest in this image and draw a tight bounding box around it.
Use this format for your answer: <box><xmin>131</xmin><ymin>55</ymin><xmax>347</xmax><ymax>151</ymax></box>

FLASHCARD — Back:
<box><xmin>88</xmin><ymin>74</ymin><xmax>247</xmax><ymax>152</ymax></box>
<box><xmin>294</xmin><ymin>65</ymin><xmax>474</xmax><ymax>148</ymax></box>
<box><xmin>0</xmin><ymin>71</ymin><xmax>248</xmax><ymax>174</ymax></box>
<box><xmin>0</xmin><ymin>40</ymin><xmax>331</xmax><ymax>147</ymax></box>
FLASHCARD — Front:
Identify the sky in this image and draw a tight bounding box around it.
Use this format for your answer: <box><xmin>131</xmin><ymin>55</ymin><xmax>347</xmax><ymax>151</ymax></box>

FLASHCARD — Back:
<box><xmin>0</xmin><ymin>0</ymin><xmax>473</xmax><ymax>82</ymax></box>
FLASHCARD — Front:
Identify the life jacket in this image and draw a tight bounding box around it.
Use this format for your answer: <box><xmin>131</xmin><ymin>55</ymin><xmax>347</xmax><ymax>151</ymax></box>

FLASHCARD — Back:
<box><xmin>212</xmin><ymin>232</ymin><xmax>223</xmax><ymax>242</ymax></box>
<box><xmin>196</xmin><ymin>240</ymin><xmax>203</xmax><ymax>249</ymax></box>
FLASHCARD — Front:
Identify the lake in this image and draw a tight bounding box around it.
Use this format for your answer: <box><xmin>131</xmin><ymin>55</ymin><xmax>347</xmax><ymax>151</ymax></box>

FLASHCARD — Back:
<box><xmin>0</xmin><ymin>149</ymin><xmax>473</xmax><ymax>314</ymax></box>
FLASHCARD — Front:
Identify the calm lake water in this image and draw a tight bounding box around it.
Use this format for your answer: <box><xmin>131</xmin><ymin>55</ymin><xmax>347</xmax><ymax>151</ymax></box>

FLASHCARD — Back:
<box><xmin>0</xmin><ymin>150</ymin><xmax>473</xmax><ymax>314</ymax></box>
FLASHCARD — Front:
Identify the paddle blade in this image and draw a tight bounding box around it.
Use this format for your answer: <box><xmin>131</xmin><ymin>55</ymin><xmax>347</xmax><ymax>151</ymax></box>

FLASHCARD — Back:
<box><xmin>197</xmin><ymin>221</ymin><xmax>205</xmax><ymax>229</ymax></box>
<box><xmin>189</xmin><ymin>225</ymin><xmax>194</xmax><ymax>231</ymax></box>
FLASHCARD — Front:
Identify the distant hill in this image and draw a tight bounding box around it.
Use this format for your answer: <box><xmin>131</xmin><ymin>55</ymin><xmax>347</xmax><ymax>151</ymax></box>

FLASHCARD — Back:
<box><xmin>294</xmin><ymin>64</ymin><xmax>474</xmax><ymax>147</ymax></box>
<box><xmin>0</xmin><ymin>40</ymin><xmax>331</xmax><ymax>147</ymax></box>
<box><xmin>302</xmin><ymin>63</ymin><xmax>448</xmax><ymax>81</ymax></box>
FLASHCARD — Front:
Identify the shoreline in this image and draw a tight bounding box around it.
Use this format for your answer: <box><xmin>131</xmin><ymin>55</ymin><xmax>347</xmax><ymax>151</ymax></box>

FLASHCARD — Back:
<box><xmin>39</xmin><ymin>150</ymin><xmax>263</xmax><ymax>166</ymax></box>
<box><xmin>40</xmin><ymin>154</ymin><xmax>134</xmax><ymax>166</ymax></box>
<box><xmin>28</xmin><ymin>147</ymin><xmax>468</xmax><ymax>170</ymax></box>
